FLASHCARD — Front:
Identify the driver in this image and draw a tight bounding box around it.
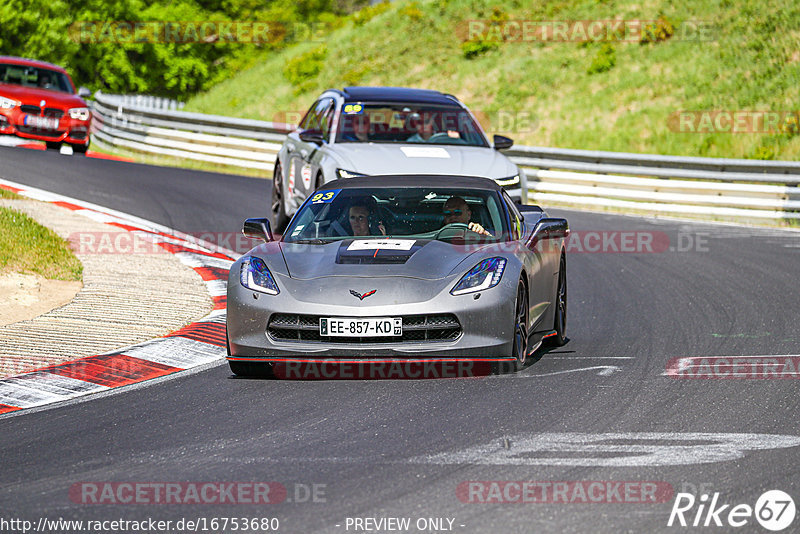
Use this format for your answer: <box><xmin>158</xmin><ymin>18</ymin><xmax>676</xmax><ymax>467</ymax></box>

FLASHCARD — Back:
<box><xmin>39</xmin><ymin>73</ymin><xmax>52</xmax><ymax>88</ymax></box>
<box><xmin>340</xmin><ymin>114</ymin><xmax>371</xmax><ymax>142</ymax></box>
<box><xmin>442</xmin><ymin>196</ymin><xmax>490</xmax><ymax>236</ymax></box>
<box><xmin>349</xmin><ymin>200</ymin><xmax>386</xmax><ymax>236</ymax></box>
<box><xmin>406</xmin><ymin>113</ymin><xmax>437</xmax><ymax>143</ymax></box>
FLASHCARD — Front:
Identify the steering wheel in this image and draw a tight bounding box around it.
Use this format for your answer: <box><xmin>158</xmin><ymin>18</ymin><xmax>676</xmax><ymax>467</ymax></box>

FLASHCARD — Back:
<box><xmin>433</xmin><ymin>222</ymin><xmax>483</xmax><ymax>241</ymax></box>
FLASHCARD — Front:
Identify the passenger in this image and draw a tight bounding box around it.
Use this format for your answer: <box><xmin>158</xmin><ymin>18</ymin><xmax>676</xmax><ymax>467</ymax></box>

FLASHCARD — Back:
<box><xmin>349</xmin><ymin>200</ymin><xmax>386</xmax><ymax>236</ymax></box>
<box><xmin>442</xmin><ymin>196</ymin><xmax>490</xmax><ymax>236</ymax></box>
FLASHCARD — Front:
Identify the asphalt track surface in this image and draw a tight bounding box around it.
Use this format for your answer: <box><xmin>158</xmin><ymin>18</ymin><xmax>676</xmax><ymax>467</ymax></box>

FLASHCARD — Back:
<box><xmin>2</xmin><ymin>145</ymin><xmax>800</xmax><ymax>533</ymax></box>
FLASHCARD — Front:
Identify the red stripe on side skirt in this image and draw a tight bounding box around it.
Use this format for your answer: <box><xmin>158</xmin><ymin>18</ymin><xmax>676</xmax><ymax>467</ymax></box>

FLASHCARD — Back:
<box><xmin>0</xmin><ymin>404</ymin><xmax>21</xmax><ymax>415</ymax></box>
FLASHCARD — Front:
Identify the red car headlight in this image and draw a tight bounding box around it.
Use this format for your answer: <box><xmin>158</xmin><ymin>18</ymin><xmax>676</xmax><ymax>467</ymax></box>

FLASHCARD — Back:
<box><xmin>68</xmin><ymin>107</ymin><xmax>90</xmax><ymax>120</ymax></box>
<box><xmin>0</xmin><ymin>96</ymin><xmax>18</xmax><ymax>110</ymax></box>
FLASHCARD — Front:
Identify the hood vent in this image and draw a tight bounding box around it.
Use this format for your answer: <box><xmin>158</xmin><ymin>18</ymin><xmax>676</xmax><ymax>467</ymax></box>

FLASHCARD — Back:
<box><xmin>335</xmin><ymin>239</ymin><xmax>427</xmax><ymax>265</ymax></box>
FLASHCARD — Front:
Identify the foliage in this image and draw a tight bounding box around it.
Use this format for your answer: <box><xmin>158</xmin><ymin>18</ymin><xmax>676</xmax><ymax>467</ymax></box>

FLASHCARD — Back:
<box><xmin>283</xmin><ymin>45</ymin><xmax>328</xmax><ymax>94</ymax></box>
<box><xmin>0</xmin><ymin>0</ymin><xmax>358</xmax><ymax>99</ymax></box>
<box><xmin>461</xmin><ymin>39</ymin><xmax>499</xmax><ymax>59</ymax></box>
<box><xmin>587</xmin><ymin>43</ymin><xmax>616</xmax><ymax>74</ymax></box>
<box><xmin>640</xmin><ymin>16</ymin><xmax>676</xmax><ymax>44</ymax></box>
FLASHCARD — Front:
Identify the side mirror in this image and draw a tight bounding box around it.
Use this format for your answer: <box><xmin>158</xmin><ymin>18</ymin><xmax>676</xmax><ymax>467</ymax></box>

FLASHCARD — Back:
<box><xmin>527</xmin><ymin>218</ymin><xmax>569</xmax><ymax>252</ymax></box>
<box><xmin>243</xmin><ymin>217</ymin><xmax>273</xmax><ymax>242</ymax></box>
<box><xmin>299</xmin><ymin>129</ymin><xmax>324</xmax><ymax>145</ymax></box>
<box><xmin>77</xmin><ymin>87</ymin><xmax>92</xmax><ymax>98</ymax></box>
<box><xmin>493</xmin><ymin>134</ymin><xmax>514</xmax><ymax>150</ymax></box>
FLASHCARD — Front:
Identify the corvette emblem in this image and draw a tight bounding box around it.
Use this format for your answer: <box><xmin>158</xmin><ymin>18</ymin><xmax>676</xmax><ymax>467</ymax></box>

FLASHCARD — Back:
<box><xmin>349</xmin><ymin>289</ymin><xmax>376</xmax><ymax>300</ymax></box>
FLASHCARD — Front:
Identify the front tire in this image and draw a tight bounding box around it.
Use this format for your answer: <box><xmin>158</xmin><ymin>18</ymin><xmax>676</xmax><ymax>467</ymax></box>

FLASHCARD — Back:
<box><xmin>270</xmin><ymin>161</ymin><xmax>289</xmax><ymax>232</ymax></box>
<box><xmin>70</xmin><ymin>141</ymin><xmax>89</xmax><ymax>155</ymax></box>
<box><xmin>494</xmin><ymin>280</ymin><xmax>528</xmax><ymax>374</ymax></box>
<box><xmin>551</xmin><ymin>253</ymin><xmax>567</xmax><ymax>346</ymax></box>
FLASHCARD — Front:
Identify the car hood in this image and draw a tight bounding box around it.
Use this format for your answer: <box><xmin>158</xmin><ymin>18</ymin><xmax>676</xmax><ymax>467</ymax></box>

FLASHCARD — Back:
<box><xmin>0</xmin><ymin>83</ymin><xmax>85</xmax><ymax>108</ymax></box>
<box><xmin>279</xmin><ymin>239</ymin><xmax>489</xmax><ymax>280</ymax></box>
<box><xmin>329</xmin><ymin>144</ymin><xmax>518</xmax><ymax>179</ymax></box>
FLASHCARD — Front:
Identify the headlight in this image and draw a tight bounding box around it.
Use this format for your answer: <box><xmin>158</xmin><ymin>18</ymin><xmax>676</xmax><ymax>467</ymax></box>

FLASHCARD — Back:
<box><xmin>0</xmin><ymin>97</ymin><xmax>18</xmax><ymax>110</ymax></box>
<box><xmin>495</xmin><ymin>174</ymin><xmax>520</xmax><ymax>187</ymax></box>
<box><xmin>68</xmin><ymin>107</ymin><xmax>90</xmax><ymax>120</ymax></box>
<box><xmin>239</xmin><ymin>256</ymin><xmax>279</xmax><ymax>295</ymax></box>
<box><xmin>451</xmin><ymin>257</ymin><xmax>507</xmax><ymax>295</ymax></box>
<box><xmin>336</xmin><ymin>168</ymin><xmax>366</xmax><ymax>179</ymax></box>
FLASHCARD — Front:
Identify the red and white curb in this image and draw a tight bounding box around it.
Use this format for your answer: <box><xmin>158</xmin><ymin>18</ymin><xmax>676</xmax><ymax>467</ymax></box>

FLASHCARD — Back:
<box><xmin>0</xmin><ymin>178</ymin><xmax>236</xmax><ymax>415</ymax></box>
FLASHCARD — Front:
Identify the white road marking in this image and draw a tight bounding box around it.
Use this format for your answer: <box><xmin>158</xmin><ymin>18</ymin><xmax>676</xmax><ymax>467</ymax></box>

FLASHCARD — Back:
<box><xmin>409</xmin><ymin>433</ymin><xmax>800</xmax><ymax>467</ymax></box>
<box><xmin>547</xmin><ymin>356</ymin><xmax>634</xmax><ymax>360</ymax></box>
<box><xmin>507</xmin><ymin>365</ymin><xmax>622</xmax><ymax>378</ymax></box>
<box><xmin>663</xmin><ymin>354</ymin><xmax>800</xmax><ymax>376</ymax></box>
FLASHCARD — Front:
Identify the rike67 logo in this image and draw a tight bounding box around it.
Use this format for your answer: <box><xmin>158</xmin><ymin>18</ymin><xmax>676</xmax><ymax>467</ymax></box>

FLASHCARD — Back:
<box><xmin>668</xmin><ymin>490</ymin><xmax>795</xmax><ymax>531</ymax></box>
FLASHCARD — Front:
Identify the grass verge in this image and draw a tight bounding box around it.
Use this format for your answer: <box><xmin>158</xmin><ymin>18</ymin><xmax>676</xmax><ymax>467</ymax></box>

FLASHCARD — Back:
<box><xmin>0</xmin><ymin>207</ymin><xmax>83</xmax><ymax>281</ymax></box>
<box><xmin>0</xmin><ymin>188</ymin><xmax>21</xmax><ymax>199</ymax></box>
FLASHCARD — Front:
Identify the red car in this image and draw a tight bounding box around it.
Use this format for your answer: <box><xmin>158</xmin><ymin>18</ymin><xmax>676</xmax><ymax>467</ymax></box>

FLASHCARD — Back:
<box><xmin>0</xmin><ymin>56</ymin><xmax>91</xmax><ymax>153</ymax></box>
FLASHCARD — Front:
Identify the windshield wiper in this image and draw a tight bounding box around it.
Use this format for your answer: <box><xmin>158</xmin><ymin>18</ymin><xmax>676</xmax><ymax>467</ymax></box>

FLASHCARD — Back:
<box><xmin>290</xmin><ymin>238</ymin><xmax>333</xmax><ymax>245</ymax></box>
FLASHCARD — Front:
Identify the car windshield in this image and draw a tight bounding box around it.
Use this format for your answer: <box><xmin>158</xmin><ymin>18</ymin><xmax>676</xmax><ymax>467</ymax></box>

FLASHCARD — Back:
<box><xmin>283</xmin><ymin>187</ymin><xmax>508</xmax><ymax>244</ymax></box>
<box><xmin>335</xmin><ymin>103</ymin><xmax>488</xmax><ymax>147</ymax></box>
<box><xmin>0</xmin><ymin>64</ymin><xmax>74</xmax><ymax>93</ymax></box>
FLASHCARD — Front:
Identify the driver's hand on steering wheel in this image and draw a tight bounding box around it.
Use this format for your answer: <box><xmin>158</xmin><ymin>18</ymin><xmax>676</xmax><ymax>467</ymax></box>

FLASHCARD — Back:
<box><xmin>468</xmin><ymin>222</ymin><xmax>491</xmax><ymax>236</ymax></box>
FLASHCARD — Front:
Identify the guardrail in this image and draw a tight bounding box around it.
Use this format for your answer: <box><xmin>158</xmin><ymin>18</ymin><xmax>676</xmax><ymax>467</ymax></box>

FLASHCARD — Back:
<box><xmin>91</xmin><ymin>92</ymin><xmax>800</xmax><ymax>220</ymax></box>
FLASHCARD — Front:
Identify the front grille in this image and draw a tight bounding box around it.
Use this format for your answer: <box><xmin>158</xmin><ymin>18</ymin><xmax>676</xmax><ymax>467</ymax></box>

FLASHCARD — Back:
<box><xmin>16</xmin><ymin>125</ymin><xmax>64</xmax><ymax>138</ymax></box>
<box><xmin>20</xmin><ymin>105</ymin><xmax>40</xmax><ymax>115</ymax></box>
<box><xmin>268</xmin><ymin>313</ymin><xmax>461</xmax><ymax>344</ymax></box>
<box><xmin>70</xmin><ymin>130</ymin><xmax>87</xmax><ymax>140</ymax></box>
<box><xmin>43</xmin><ymin>108</ymin><xmax>64</xmax><ymax>118</ymax></box>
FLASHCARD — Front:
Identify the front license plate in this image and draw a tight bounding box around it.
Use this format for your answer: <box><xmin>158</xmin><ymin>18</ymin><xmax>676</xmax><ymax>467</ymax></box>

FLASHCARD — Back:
<box><xmin>320</xmin><ymin>317</ymin><xmax>402</xmax><ymax>337</ymax></box>
<box><xmin>23</xmin><ymin>115</ymin><xmax>59</xmax><ymax>130</ymax></box>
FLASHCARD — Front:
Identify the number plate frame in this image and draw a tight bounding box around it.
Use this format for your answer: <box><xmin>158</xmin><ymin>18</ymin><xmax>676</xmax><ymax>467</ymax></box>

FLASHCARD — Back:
<box><xmin>23</xmin><ymin>114</ymin><xmax>60</xmax><ymax>130</ymax></box>
<box><xmin>320</xmin><ymin>317</ymin><xmax>402</xmax><ymax>337</ymax></box>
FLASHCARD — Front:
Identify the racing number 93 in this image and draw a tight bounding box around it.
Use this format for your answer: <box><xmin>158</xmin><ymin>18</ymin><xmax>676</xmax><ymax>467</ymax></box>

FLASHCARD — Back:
<box><xmin>311</xmin><ymin>189</ymin><xmax>341</xmax><ymax>204</ymax></box>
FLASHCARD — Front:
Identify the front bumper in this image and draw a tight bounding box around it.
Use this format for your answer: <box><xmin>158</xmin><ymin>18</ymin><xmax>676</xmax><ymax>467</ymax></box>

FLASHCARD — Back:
<box><xmin>226</xmin><ymin>270</ymin><xmax>518</xmax><ymax>361</ymax></box>
<box><xmin>0</xmin><ymin>108</ymin><xmax>91</xmax><ymax>146</ymax></box>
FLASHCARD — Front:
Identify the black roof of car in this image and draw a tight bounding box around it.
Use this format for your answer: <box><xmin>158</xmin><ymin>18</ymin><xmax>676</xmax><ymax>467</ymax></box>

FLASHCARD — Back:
<box><xmin>318</xmin><ymin>174</ymin><xmax>503</xmax><ymax>191</ymax></box>
<box><xmin>340</xmin><ymin>86</ymin><xmax>460</xmax><ymax>106</ymax></box>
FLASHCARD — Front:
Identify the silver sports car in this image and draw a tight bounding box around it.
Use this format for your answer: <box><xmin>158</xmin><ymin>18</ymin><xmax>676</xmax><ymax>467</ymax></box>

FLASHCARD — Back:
<box><xmin>227</xmin><ymin>175</ymin><xmax>568</xmax><ymax>377</ymax></box>
<box><xmin>271</xmin><ymin>87</ymin><xmax>526</xmax><ymax>230</ymax></box>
